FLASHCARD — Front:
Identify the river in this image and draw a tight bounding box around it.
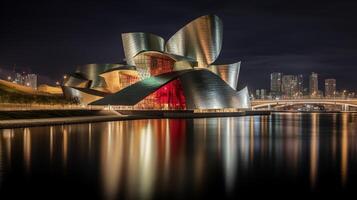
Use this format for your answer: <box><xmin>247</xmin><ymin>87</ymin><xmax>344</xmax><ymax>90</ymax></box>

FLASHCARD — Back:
<box><xmin>0</xmin><ymin>113</ymin><xmax>356</xmax><ymax>199</ymax></box>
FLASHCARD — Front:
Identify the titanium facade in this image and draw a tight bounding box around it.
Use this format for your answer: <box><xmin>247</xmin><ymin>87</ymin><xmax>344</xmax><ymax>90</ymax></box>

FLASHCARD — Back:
<box><xmin>63</xmin><ymin>15</ymin><xmax>251</xmax><ymax>109</ymax></box>
<box><xmin>122</xmin><ymin>33</ymin><xmax>165</xmax><ymax>66</ymax></box>
<box><xmin>165</xmin><ymin>15</ymin><xmax>223</xmax><ymax>68</ymax></box>
<box><xmin>208</xmin><ymin>62</ymin><xmax>240</xmax><ymax>90</ymax></box>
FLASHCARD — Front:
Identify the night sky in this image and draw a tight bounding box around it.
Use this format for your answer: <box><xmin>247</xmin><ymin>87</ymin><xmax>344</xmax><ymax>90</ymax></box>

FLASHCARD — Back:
<box><xmin>0</xmin><ymin>0</ymin><xmax>356</xmax><ymax>91</ymax></box>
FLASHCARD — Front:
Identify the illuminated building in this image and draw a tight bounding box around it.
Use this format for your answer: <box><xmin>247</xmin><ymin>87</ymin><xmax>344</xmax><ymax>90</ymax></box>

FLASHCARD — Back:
<box><xmin>260</xmin><ymin>89</ymin><xmax>267</xmax><ymax>99</ymax></box>
<box><xmin>25</xmin><ymin>74</ymin><xmax>38</xmax><ymax>90</ymax></box>
<box><xmin>62</xmin><ymin>15</ymin><xmax>250</xmax><ymax>109</ymax></box>
<box><xmin>255</xmin><ymin>89</ymin><xmax>260</xmax><ymax>99</ymax></box>
<box><xmin>14</xmin><ymin>73</ymin><xmax>25</xmax><ymax>85</ymax></box>
<box><xmin>282</xmin><ymin>75</ymin><xmax>298</xmax><ymax>98</ymax></box>
<box><xmin>324</xmin><ymin>79</ymin><xmax>336</xmax><ymax>98</ymax></box>
<box><xmin>13</xmin><ymin>72</ymin><xmax>38</xmax><ymax>90</ymax></box>
<box><xmin>297</xmin><ymin>74</ymin><xmax>304</xmax><ymax>97</ymax></box>
<box><xmin>270</xmin><ymin>72</ymin><xmax>282</xmax><ymax>98</ymax></box>
<box><xmin>309</xmin><ymin>72</ymin><xmax>318</xmax><ymax>97</ymax></box>
<box><xmin>255</xmin><ymin>89</ymin><xmax>267</xmax><ymax>99</ymax></box>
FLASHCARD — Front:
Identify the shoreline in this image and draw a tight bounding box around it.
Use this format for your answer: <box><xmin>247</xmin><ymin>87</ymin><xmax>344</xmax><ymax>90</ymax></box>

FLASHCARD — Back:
<box><xmin>0</xmin><ymin>110</ymin><xmax>270</xmax><ymax>129</ymax></box>
<box><xmin>2</xmin><ymin>109</ymin><xmax>356</xmax><ymax>129</ymax></box>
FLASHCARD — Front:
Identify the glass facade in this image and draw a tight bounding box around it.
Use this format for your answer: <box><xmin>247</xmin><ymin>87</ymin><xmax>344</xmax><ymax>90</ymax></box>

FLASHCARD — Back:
<box><xmin>134</xmin><ymin>52</ymin><xmax>175</xmax><ymax>79</ymax></box>
<box><xmin>270</xmin><ymin>72</ymin><xmax>282</xmax><ymax>98</ymax></box>
<box><xmin>118</xmin><ymin>72</ymin><xmax>139</xmax><ymax>89</ymax></box>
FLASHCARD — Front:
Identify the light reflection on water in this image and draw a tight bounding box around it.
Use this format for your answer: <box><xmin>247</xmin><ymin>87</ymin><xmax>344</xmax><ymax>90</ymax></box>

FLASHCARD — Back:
<box><xmin>0</xmin><ymin>113</ymin><xmax>357</xmax><ymax>199</ymax></box>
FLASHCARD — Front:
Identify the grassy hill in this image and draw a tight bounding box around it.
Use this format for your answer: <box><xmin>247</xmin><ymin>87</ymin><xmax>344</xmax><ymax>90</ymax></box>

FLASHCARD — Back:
<box><xmin>0</xmin><ymin>80</ymin><xmax>76</xmax><ymax>104</ymax></box>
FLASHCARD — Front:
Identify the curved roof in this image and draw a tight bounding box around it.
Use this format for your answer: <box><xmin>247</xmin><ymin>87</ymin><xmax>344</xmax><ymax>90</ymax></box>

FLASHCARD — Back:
<box><xmin>100</xmin><ymin>65</ymin><xmax>137</xmax><ymax>74</ymax></box>
<box><xmin>208</xmin><ymin>61</ymin><xmax>241</xmax><ymax>90</ymax></box>
<box><xmin>122</xmin><ymin>32</ymin><xmax>165</xmax><ymax>65</ymax></box>
<box><xmin>165</xmin><ymin>15</ymin><xmax>223</xmax><ymax>67</ymax></box>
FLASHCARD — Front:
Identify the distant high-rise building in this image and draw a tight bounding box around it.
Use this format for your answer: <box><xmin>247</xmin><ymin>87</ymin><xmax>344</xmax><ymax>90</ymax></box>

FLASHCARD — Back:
<box><xmin>309</xmin><ymin>72</ymin><xmax>318</xmax><ymax>97</ymax></box>
<box><xmin>325</xmin><ymin>79</ymin><xmax>336</xmax><ymax>98</ymax></box>
<box><xmin>260</xmin><ymin>89</ymin><xmax>267</xmax><ymax>99</ymax></box>
<box><xmin>270</xmin><ymin>72</ymin><xmax>282</xmax><ymax>97</ymax></box>
<box><xmin>255</xmin><ymin>89</ymin><xmax>260</xmax><ymax>99</ymax></box>
<box><xmin>297</xmin><ymin>74</ymin><xmax>304</xmax><ymax>97</ymax></box>
<box><xmin>255</xmin><ymin>89</ymin><xmax>267</xmax><ymax>99</ymax></box>
<box><xmin>282</xmin><ymin>75</ymin><xmax>298</xmax><ymax>98</ymax></box>
<box><xmin>14</xmin><ymin>73</ymin><xmax>25</xmax><ymax>85</ymax></box>
<box><xmin>25</xmin><ymin>74</ymin><xmax>38</xmax><ymax>90</ymax></box>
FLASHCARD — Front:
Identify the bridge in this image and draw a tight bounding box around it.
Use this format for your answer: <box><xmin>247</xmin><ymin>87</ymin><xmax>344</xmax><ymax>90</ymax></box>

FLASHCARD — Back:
<box><xmin>251</xmin><ymin>99</ymin><xmax>357</xmax><ymax>111</ymax></box>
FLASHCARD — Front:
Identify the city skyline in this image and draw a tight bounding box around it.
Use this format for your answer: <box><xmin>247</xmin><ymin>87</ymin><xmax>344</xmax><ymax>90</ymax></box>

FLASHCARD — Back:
<box><xmin>254</xmin><ymin>71</ymin><xmax>355</xmax><ymax>99</ymax></box>
<box><xmin>1</xmin><ymin>0</ymin><xmax>357</xmax><ymax>91</ymax></box>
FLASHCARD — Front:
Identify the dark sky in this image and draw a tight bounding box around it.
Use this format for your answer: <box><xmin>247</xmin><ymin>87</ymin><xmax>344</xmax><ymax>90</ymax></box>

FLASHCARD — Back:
<box><xmin>0</xmin><ymin>0</ymin><xmax>356</xmax><ymax>91</ymax></box>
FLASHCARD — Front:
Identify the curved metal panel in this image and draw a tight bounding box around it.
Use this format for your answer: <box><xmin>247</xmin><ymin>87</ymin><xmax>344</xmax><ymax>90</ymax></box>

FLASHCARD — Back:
<box><xmin>165</xmin><ymin>15</ymin><xmax>223</xmax><ymax>67</ymax></box>
<box><xmin>100</xmin><ymin>65</ymin><xmax>137</xmax><ymax>74</ymax></box>
<box><xmin>122</xmin><ymin>32</ymin><xmax>165</xmax><ymax>65</ymax></box>
<box><xmin>91</xmin><ymin>69</ymin><xmax>250</xmax><ymax>109</ymax></box>
<box><xmin>91</xmin><ymin>70</ymin><xmax>192</xmax><ymax>105</ymax></box>
<box><xmin>208</xmin><ymin>61</ymin><xmax>240</xmax><ymax>90</ymax></box>
<box><xmin>62</xmin><ymin>86</ymin><xmax>107</xmax><ymax>105</ymax></box>
<box><xmin>99</xmin><ymin>68</ymin><xmax>139</xmax><ymax>93</ymax></box>
<box><xmin>236</xmin><ymin>86</ymin><xmax>251</xmax><ymax>109</ymax></box>
<box><xmin>179</xmin><ymin>69</ymin><xmax>248</xmax><ymax>109</ymax></box>
<box><xmin>63</xmin><ymin>74</ymin><xmax>90</xmax><ymax>88</ymax></box>
<box><xmin>75</xmin><ymin>64</ymin><xmax>120</xmax><ymax>90</ymax></box>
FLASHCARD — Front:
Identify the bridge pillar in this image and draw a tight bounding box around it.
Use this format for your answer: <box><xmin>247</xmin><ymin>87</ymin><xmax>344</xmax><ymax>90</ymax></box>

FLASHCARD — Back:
<box><xmin>268</xmin><ymin>104</ymin><xmax>271</xmax><ymax>110</ymax></box>
<box><xmin>342</xmin><ymin>104</ymin><xmax>349</xmax><ymax>111</ymax></box>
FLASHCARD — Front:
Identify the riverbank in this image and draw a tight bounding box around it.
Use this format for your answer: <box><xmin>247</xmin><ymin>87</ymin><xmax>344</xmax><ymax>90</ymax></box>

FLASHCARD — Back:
<box><xmin>0</xmin><ymin>109</ymin><xmax>271</xmax><ymax>129</ymax></box>
<box><xmin>271</xmin><ymin>110</ymin><xmax>357</xmax><ymax>113</ymax></box>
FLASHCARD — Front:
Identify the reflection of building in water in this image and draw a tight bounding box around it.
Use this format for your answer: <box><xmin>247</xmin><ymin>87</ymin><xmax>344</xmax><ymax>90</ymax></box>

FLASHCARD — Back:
<box><xmin>62</xmin><ymin>126</ymin><xmax>68</xmax><ymax>168</ymax></box>
<box><xmin>310</xmin><ymin>113</ymin><xmax>319</xmax><ymax>188</ymax></box>
<box><xmin>98</xmin><ymin>119</ymin><xmax>188</xmax><ymax>199</ymax></box>
<box><xmin>100</xmin><ymin>122</ymin><xmax>125</xmax><ymax>199</ymax></box>
<box><xmin>23</xmin><ymin>128</ymin><xmax>31</xmax><ymax>173</ymax></box>
<box><xmin>1</xmin><ymin>114</ymin><xmax>357</xmax><ymax>197</ymax></box>
<box><xmin>222</xmin><ymin>118</ymin><xmax>238</xmax><ymax>192</ymax></box>
<box><xmin>341</xmin><ymin>113</ymin><xmax>348</xmax><ymax>186</ymax></box>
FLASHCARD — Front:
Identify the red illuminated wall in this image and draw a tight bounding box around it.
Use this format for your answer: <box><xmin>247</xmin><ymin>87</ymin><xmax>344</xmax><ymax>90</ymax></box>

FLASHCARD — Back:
<box><xmin>136</xmin><ymin>79</ymin><xmax>186</xmax><ymax>110</ymax></box>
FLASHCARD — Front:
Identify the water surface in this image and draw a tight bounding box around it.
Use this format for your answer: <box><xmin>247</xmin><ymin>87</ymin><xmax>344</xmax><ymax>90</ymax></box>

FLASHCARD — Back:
<box><xmin>0</xmin><ymin>113</ymin><xmax>357</xmax><ymax>199</ymax></box>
